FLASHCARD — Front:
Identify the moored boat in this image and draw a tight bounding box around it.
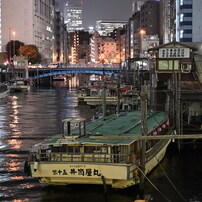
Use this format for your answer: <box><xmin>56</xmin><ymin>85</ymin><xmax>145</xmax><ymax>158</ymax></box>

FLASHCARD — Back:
<box><xmin>53</xmin><ymin>75</ymin><xmax>66</xmax><ymax>81</ymax></box>
<box><xmin>9</xmin><ymin>79</ymin><xmax>31</xmax><ymax>92</ymax></box>
<box><xmin>25</xmin><ymin>110</ymin><xmax>173</xmax><ymax>189</ymax></box>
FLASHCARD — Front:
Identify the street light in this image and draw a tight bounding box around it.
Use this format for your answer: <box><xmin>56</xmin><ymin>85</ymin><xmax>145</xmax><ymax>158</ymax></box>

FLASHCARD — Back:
<box><xmin>140</xmin><ymin>29</ymin><xmax>146</xmax><ymax>35</ymax></box>
<box><xmin>139</xmin><ymin>29</ymin><xmax>146</xmax><ymax>57</ymax></box>
<box><xmin>9</xmin><ymin>28</ymin><xmax>11</xmax><ymax>62</ymax></box>
<box><xmin>12</xmin><ymin>31</ymin><xmax>16</xmax><ymax>56</ymax></box>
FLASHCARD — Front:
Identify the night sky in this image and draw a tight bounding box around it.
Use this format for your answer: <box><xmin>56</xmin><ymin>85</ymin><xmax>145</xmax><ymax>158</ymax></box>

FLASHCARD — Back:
<box><xmin>55</xmin><ymin>0</ymin><xmax>134</xmax><ymax>27</ymax></box>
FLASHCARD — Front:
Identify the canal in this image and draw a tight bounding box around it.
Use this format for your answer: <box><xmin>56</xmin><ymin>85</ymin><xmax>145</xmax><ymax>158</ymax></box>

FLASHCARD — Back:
<box><xmin>0</xmin><ymin>82</ymin><xmax>202</xmax><ymax>202</ymax></box>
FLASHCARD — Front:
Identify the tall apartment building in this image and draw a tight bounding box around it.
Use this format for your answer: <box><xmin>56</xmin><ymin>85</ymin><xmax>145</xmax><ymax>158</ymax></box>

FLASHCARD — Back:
<box><xmin>113</xmin><ymin>27</ymin><xmax>126</xmax><ymax>63</ymax></box>
<box><xmin>132</xmin><ymin>0</ymin><xmax>147</xmax><ymax>14</ymax></box>
<box><xmin>0</xmin><ymin>0</ymin><xmax>55</xmax><ymax>63</ymax></box>
<box><xmin>53</xmin><ymin>11</ymin><xmax>68</xmax><ymax>64</ymax></box>
<box><xmin>140</xmin><ymin>0</ymin><xmax>160</xmax><ymax>36</ymax></box>
<box><xmin>176</xmin><ymin>0</ymin><xmax>202</xmax><ymax>42</ymax></box>
<box><xmin>90</xmin><ymin>32</ymin><xmax>118</xmax><ymax>64</ymax></box>
<box><xmin>126</xmin><ymin>0</ymin><xmax>160</xmax><ymax>59</ymax></box>
<box><xmin>64</xmin><ymin>2</ymin><xmax>83</xmax><ymax>32</ymax></box>
<box><xmin>159</xmin><ymin>0</ymin><xmax>171</xmax><ymax>44</ymax></box>
<box><xmin>90</xmin><ymin>31</ymin><xmax>102</xmax><ymax>63</ymax></box>
<box><xmin>68</xmin><ymin>31</ymin><xmax>91</xmax><ymax>64</ymax></box>
<box><xmin>99</xmin><ymin>37</ymin><xmax>117</xmax><ymax>64</ymax></box>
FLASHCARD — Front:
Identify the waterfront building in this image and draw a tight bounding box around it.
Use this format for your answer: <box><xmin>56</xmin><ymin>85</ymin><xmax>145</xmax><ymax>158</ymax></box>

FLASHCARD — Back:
<box><xmin>64</xmin><ymin>2</ymin><xmax>83</xmax><ymax>32</ymax></box>
<box><xmin>90</xmin><ymin>31</ymin><xmax>118</xmax><ymax>64</ymax></box>
<box><xmin>96</xmin><ymin>20</ymin><xmax>127</xmax><ymax>36</ymax></box>
<box><xmin>136</xmin><ymin>33</ymin><xmax>159</xmax><ymax>57</ymax></box>
<box><xmin>99</xmin><ymin>37</ymin><xmax>117</xmax><ymax>64</ymax></box>
<box><xmin>0</xmin><ymin>0</ymin><xmax>55</xmax><ymax>63</ymax></box>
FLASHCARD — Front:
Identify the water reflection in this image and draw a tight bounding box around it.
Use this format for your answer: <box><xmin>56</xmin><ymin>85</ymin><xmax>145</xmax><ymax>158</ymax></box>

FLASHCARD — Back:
<box><xmin>0</xmin><ymin>88</ymin><xmax>201</xmax><ymax>201</ymax></box>
<box><xmin>5</xmin><ymin>154</ymin><xmax>21</xmax><ymax>172</ymax></box>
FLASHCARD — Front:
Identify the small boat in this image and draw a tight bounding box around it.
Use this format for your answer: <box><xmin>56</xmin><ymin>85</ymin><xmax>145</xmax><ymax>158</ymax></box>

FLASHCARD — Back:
<box><xmin>53</xmin><ymin>75</ymin><xmax>66</xmax><ymax>81</ymax></box>
<box><xmin>0</xmin><ymin>82</ymin><xmax>8</xmax><ymax>98</ymax></box>
<box><xmin>25</xmin><ymin>110</ymin><xmax>172</xmax><ymax>189</ymax></box>
<box><xmin>9</xmin><ymin>79</ymin><xmax>31</xmax><ymax>92</ymax></box>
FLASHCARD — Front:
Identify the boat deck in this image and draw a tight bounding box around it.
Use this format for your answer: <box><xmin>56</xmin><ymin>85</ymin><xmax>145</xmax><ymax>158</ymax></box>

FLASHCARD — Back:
<box><xmin>43</xmin><ymin>111</ymin><xmax>168</xmax><ymax>145</ymax></box>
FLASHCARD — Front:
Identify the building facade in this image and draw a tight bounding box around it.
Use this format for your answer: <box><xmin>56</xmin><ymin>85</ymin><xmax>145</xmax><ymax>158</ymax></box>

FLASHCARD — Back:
<box><xmin>90</xmin><ymin>31</ymin><xmax>102</xmax><ymax>63</ymax></box>
<box><xmin>159</xmin><ymin>0</ymin><xmax>171</xmax><ymax>44</ymax></box>
<box><xmin>68</xmin><ymin>31</ymin><xmax>91</xmax><ymax>64</ymax></box>
<box><xmin>64</xmin><ymin>2</ymin><xmax>83</xmax><ymax>32</ymax></box>
<box><xmin>53</xmin><ymin>11</ymin><xmax>68</xmax><ymax>64</ymax></box>
<box><xmin>96</xmin><ymin>20</ymin><xmax>127</xmax><ymax>36</ymax></box>
<box><xmin>140</xmin><ymin>0</ymin><xmax>160</xmax><ymax>36</ymax></box>
<box><xmin>126</xmin><ymin>0</ymin><xmax>161</xmax><ymax>59</ymax></box>
<box><xmin>0</xmin><ymin>0</ymin><xmax>55</xmax><ymax>63</ymax></box>
<box><xmin>176</xmin><ymin>0</ymin><xmax>202</xmax><ymax>42</ymax></box>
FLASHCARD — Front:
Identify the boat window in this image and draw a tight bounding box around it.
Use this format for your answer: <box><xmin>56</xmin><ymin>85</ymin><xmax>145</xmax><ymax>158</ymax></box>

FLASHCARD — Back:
<box><xmin>51</xmin><ymin>145</ymin><xmax>66</xmax><ymax>153</ymax></box>
<box><xmin>67</xmin><ymin>146</ymin><xmax>80</xmax><ymax>154</ymax></box>
<box><xmin>84</xmin><ymin>146</ymin><xmax>108</xmax><ymax>154</ymax></box>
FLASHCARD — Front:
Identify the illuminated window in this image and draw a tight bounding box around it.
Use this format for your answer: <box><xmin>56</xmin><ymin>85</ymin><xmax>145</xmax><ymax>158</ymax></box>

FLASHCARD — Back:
<box><xmin>180</xmin><ymin>14</ymin><xmax>184</xmax><ymax>22</ymax></box>
<box><xmin>180</xmin><ymin>30</ymin><xmax>184</xmax><ymax>38</ymax></box>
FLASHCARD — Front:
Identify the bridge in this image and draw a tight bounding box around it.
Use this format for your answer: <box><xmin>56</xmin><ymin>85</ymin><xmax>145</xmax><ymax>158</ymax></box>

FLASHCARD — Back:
<box><xmin>28</xmin><ymin>65</ymin><xmax>120</xmax><ymax>80</ymax></box>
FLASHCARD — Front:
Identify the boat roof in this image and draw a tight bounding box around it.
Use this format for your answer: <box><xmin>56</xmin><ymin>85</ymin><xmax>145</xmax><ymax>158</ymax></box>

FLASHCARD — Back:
<box><xmin>41</xmin><ymin>111</ymin><xmax>168</xmax><ymax>146</ymax></box>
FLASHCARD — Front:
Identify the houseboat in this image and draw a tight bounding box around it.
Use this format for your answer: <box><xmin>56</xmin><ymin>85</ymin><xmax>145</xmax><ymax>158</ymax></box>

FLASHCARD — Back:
<box><xmin>9</xmin><ymin>79</ymin><xmax>31</xmax><ymax>92</ymax></box>
<box><xmin>0</xmin><ymin>82</ymin><xmax>8</xmax><ymax>98</ymax></box>
<box><xmin>53</xmin><ymin>75</ymin><xmax>66</xmax><ymax>81</ymax></box>
<box><xmin>25</xmin><ymin>110</ymin><xmax>172</xmax><ymax>189</ymax></box>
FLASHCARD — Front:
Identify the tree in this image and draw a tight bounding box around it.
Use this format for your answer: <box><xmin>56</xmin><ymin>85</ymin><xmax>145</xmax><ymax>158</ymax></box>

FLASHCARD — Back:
<box><xmin>18</xmin><ymin>45</ymin><xmax>42</xmax><ymax>64</ymax></box>
<box><xmin>6</xmin><ymin>40</ymin><xmax>24</xmax><ymax>60</ymax></box>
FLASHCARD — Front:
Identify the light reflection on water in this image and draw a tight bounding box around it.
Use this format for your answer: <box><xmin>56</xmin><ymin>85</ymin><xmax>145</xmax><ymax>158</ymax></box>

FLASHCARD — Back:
<box><xmin>0</xmin><ymin>87</ymin><xmax>201</xmax><ymax>202</ymax></box>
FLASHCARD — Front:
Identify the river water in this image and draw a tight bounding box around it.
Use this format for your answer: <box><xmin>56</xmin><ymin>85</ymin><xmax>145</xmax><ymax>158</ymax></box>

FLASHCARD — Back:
<box><xmin>0</xmin><ymin>82</ymin><xmax>202</xmax><ymax>202</ymax></box>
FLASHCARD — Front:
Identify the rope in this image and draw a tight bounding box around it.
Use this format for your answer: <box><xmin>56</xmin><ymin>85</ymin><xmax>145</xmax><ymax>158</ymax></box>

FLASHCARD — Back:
<box><xmin>155</xmin><ymin>157</ymin><xmax>187</xmax><ymax>202</ymax></box>
<box><xmin>136</xmin><ymin>164</ymin><xmax>172</xmax><ymax>202</ymax></box>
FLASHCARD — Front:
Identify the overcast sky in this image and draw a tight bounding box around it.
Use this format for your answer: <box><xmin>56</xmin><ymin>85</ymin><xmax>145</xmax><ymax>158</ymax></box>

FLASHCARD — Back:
<box><xmin>55</xmin><ymin>0</ymin><xmax>134</xmax><ymax>27</ymax></box>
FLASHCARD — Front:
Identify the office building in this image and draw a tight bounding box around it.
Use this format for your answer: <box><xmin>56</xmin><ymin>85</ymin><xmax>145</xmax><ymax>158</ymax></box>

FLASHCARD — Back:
<box><xmin>0</xmin><ymin>0</ymin><xmax>55</xmax><ymax>63</ymax></box>
<box><xmin>176</xmin><ymin>0</ymin><xmax>202</xmax><ymax>42</ymax></box>
<box><xmin>64</xmin><ymin>2</ymin><xmax>83</xmax><ymax>32</ymax></box>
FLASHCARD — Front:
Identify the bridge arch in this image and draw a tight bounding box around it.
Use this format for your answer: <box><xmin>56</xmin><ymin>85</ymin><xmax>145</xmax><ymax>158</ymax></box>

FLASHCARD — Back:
<box><xmin>29</xmin><ymin>68</ymin><xmax>119</xmax><ymax>80</ymax></box>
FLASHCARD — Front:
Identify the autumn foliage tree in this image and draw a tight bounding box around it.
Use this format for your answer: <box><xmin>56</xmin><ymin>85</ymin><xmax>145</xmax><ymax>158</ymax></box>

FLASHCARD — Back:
<box><xmin>18</xmin><ymin>45</ymin><xmax>42</xmax><ymax>64</ymax></box>
<box><xmin>6</xmin><ymin>40</ymin><xmax>24</xmax><ymax>60</ymax></box>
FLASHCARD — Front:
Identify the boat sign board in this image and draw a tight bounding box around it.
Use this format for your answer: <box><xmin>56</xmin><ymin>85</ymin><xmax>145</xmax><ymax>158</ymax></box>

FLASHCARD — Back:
<box><xmin>159</xmin><ymin>48</ymin><xmax>190</xmax><ymax>58</ymax></box>
<box><xmin>31</xmin><ymin>163</ymin><xmax>128</xmax><ymax>179</ymax></box>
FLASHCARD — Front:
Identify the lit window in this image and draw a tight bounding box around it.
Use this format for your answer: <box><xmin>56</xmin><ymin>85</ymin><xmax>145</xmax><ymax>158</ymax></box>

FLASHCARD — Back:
<box><xmin>180</xmin><ymin>14</ymin><xmax>184</xmax><ymax>22</ymax></box>
<box><xmin>180</xmin><ymin>30</ymin><xmax>184</xmax><ymax>38</ymax></box>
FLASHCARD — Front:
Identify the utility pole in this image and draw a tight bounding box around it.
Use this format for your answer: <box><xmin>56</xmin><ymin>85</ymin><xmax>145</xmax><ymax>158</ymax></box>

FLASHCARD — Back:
<box><xmin>177</xmin><ymin>68</ymin><xmax>182</xmax><ymax>150</ymax></box>
<box><xmin>139</xmin><ymin>82</ymin><xmax>148</xmax><ymax>198</ymax></box>
<box><xmin>102</xmin><ymin>69</ymin><xmax>106</xmax><ymax>117</ymax></box>
<box><xmin>9</xmin><ymin>28</ymin><xmax>11</xmax><ymax>62</ymax></box>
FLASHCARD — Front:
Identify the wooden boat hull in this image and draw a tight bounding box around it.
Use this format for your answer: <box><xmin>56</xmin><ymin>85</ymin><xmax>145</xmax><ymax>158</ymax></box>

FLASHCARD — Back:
<box><xmin>9</xmin><ymin>86</ymin><xmax>30</xmax><ymax>92</ymax></box>
<box><xmin>29</xmin><ymin>139</ymin><xmax>170</xmax><ymax>189</ymax></box>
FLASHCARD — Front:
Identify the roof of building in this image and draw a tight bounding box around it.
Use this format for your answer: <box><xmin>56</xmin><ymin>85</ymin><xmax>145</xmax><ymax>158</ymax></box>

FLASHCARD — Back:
<box><xmin>148</xmin><ymin>41</ymin><xmax>198</xmax><ymax>52</ymax></box>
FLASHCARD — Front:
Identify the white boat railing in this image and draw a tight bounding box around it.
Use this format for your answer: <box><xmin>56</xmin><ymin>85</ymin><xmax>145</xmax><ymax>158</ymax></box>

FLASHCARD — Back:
<box><xmin>30</xmin><ymin>152</ymin><xmax>136</xmax><ymax>164</ymax></box>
